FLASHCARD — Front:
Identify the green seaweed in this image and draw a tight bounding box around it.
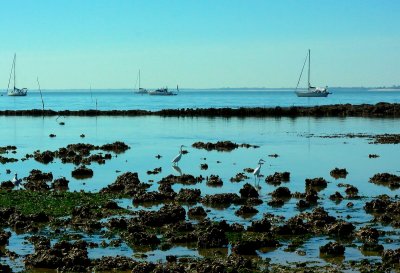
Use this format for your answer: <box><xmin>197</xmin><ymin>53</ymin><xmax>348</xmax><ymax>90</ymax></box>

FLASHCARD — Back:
<box><xmin>0</xmin><ymin>190</ymin><xmax>128</xmax><ymax>217</ymax></box>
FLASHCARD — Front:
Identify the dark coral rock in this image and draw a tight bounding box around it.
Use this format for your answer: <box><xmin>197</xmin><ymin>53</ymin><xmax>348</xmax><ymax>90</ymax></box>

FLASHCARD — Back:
<box><xmin>124</xmin><ymin>231</ymin><xmax>160</xmax><ymax>246</ymax></box>
<box><xmin>231</xmin><ymin>235</ymin><xmax>280</xmax><ymax>255</ymax></box>
<box><xmin>320</xmin><ymin>242</ymin><xmax>345</xmax><ymax>256</ymax></box>
<box><xmin>239</xmin><ymin>183</ymin><xmax>259</xmax><ymax>199</ymax></box>
<box><xmin>345</xmin><ymin>185</ymin><xmax>359</xmax><ymax>196</ymax></box>
<box><xmin>0</xmin><ymin>181</ymin><xmax>14</xmax><ymax>190</ymax></box>
<box><xmin>33</xmin><ymin>150</ymin><xmax>55</xmax><ymax>164</ymax></box>
<box><xmin>100</xmin><ymin>172</ymin><xmax>150</xmax><ymax>196</ymax></box>
<box><xmin>133</xmin><ymin>191</ymin><xmax>175</xmax><ymax>203</ymax></box>
<box><xmin>235</xmin><ymin>205</ymin><xmax>258</xmax><ymax>216</ymax></box>
<box><xmin>382</xmin><ymin>248</ymin><xmax>400</xmax><ymax>265</ymax></box>
<box><xmin>361</xmin><ymin>242</ymin><xmax>384</xmax><ymax>252</ymax></box>
<box><xmin>51</xmin><ymin>177</ymin><xmax>69</xmax><ymax>190</ymax></box>
<box><xmin>147</xmin><ymin>167</ymin><xmax>162</xmax><ymax>175</ymax></box>
<box><xmin>370</xmin><ymin>173</ymin><xmax>400</xmax><ymax>189</ymax></box>
<box><xmin>305</xmin><ymin>177</ymin><xmax>328</xmax><ymax>189</ymax></box>
<box><xmin>247</xmin><ymin>218</ymin><xmax>271</xmax><ymax>232</ymax></box>
<box><xmin>188</xmin><ymin>206</ymin><xmax>207</xmax><ymax>218</ymax></box>
<box><xmin>159</xmin><ymin>174</ymin><xmax>202</xmax><ymax>185</ymax></box>
<box><xmin>102</xmin><ymin>200</ymin><xmax>121</xmax><ymax>210</ymax></box>
<box><xmin>192</xmin><ymin>141</ymin><xmax>258</xmax><ymax>152</ymax></box>
<box><xmin>356</xmin><ymin>227</ymin><xmax>380</xmax><ymax>242</ymax></box>
<box><xmin>92</xmin><ymin>256</ymin><xmax>138</xmax><ymax>271</ymax></box>
<box><xmin>202</xmin><ymin>193</ymin><xmax>242</xmax><ymax>206</ymax></box>
<box><xmin>327</xmin><ymin>221</ymin><xmax>355</xmax><ymax>237</ymax></box>
<box><xmin>230</xmin><ymin>172</ymin><xmax>249</xmax><ymax>182</ymax></box>
<box><xmin>265</xmin><ymin>172</ymin><xmax>290</xmax><ymax>185</ymax></box>
<box><xmin>329</xmin><ymin>191</ymin><xmax>344</xmax><ymax>201</ymax></box>
<box><xmin>0</xmin><ymin>231</ymin><xmax>11</xmax><ymax>245</ymax></box>
<box><xmin>206</xmin><ymin>175</ymin><xmax>223</xmax><ymax>187</ymax></box>
<box><xmin>176</xmin><ymin>189</ymin><xmax>201</xmax><ymax>203</ymax></box>
<box><xmin>267</xmin><ymin>199</ymin><xmax>284</xmax><ymax>207</ymax></box>
<box><xmin>197</xmin><ymin>227</ymin><xmax>228</xmax><ymax>248</ymax></box>
<box><xmin>296</xmin><ymin>200</ymin><xmax>311</xmax><ymax>209</ymax></box>
<box><xmin>274</xmin><ymin>217</ymin><xmax>310</xmax><ymax>236</ymax></box>
<box><xmin>100</xmin><ymin>141</ymin><xmax>130</xmax><ymax>153</ymax></box>
<box><xmin>139</xmin><ymin>205</ymin><xmax>186</xmax><ymax>227</ymax></box>
<box><xmin>71</xmin><ymin>165</ymin><xmax>93</xmax><ymax>179</ymax></box>
<box><xmin>364</xmin><ymin>197</ymin><xmax>391</xmax><ymax>213</ymax></box>
<box><xmin>271</xmin><ymin>187</ymin><xmax>291</xmax><ymax>199</ymax></box>
<box><xmin>330</xmin><ymin>168</ymin><xmax>348</xmax><ymax>179</ymax></box>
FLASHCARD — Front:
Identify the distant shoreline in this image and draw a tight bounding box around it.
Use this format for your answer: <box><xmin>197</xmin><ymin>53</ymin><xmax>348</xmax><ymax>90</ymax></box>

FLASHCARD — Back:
<box><xmin>0</xmin><ymin>103</ymin><xmax>399</xmax><ymax>118</ymax></box>
<box><xmin>3</xmin><ymin>87</ymin><xmax>400</xmax><ymax>92</ymax></box>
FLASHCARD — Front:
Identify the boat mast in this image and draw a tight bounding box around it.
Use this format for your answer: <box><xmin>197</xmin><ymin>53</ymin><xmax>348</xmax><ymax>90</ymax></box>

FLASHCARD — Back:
<box><xmin>14</xmin><ymin>54</ymin><xmax>16</xmax><ymax>89</ymax></box>
<box><xmin>308</xmin><ymin>49</ymin><xmax>310</xmax><ymax>88</ymax></box>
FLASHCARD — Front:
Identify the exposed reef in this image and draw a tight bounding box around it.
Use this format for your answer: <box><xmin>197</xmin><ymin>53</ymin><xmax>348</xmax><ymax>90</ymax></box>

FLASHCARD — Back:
<box><xmin>0</xmin><ymin>102</ymin><xmax>399</xmax><ymax>117</ymax></box>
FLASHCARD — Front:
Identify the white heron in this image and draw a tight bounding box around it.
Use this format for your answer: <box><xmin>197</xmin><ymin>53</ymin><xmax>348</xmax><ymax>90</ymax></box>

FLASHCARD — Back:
<box><xmin>253</xmin><ymin>159</ymin><xmax>265</xmax><ymax>177</ymax></box>
<box><xmin>253</xmin><ymin>159</ymin><xmax>265</xmax><ymax>190</ymax></box>
<box><xmin>11</xmin><ymin>173</ymin><xmax>22</xmax><ymax>189</ymax></box>
<box><xmin>172</xmin><ymin>145</ymin><xmax>186</xmax><ymax>166</ymax></box>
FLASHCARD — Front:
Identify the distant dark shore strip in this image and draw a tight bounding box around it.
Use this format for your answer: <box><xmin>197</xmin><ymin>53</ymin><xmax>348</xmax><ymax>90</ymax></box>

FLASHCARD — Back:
<box><xmin>1</xmin><ymin>102</ymin><xmax>400</xmax><ymax>117</ymax></box>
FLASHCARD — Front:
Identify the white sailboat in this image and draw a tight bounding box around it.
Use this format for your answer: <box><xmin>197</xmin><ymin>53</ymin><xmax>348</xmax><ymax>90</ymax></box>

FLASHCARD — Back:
<box><xmin>295</xmin><ymin>49</ymin><xmax>330</xmax><ymax>97</ymax></box>
<box><xmin>7</xmin><ymin>54</ymin><xmax>28</xmax><ymax>96</ymax></box>
<box><xmin>134</xmin><ymin>70</ymin><xmax>148</xmax><ymax>94</ymax></box>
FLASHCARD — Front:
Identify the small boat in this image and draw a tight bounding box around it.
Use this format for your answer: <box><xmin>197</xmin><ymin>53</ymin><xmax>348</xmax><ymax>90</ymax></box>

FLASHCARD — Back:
<box><xmin>148</xmin><ymin>86</ymin><xmax>178</xmax><ymax>96</ymax></box>
<box><xmin>7</xmin><ymin>54</ymin><xmax>28</xmax><ymax>96</ymax></box>
<box><xmin>134</xmin><ymin>70</ymin><xmax>148</xmax><ymax>94</ymax></box>
<box><xmin>295</xmin><ymin>49</ymin><xmax>330</xmax><ymax>97</ymax></box>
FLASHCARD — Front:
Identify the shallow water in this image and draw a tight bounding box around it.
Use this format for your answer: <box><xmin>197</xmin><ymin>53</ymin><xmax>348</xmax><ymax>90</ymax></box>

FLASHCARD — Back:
<box><xmin>0</xmin><ymin>115</ymin><xmax>399</xmax><ymax>271</ymax></box>
<box><xmin>1</xmin><ymin>88</ymin><xmax>400</xmax><ymax>111</ymax></box>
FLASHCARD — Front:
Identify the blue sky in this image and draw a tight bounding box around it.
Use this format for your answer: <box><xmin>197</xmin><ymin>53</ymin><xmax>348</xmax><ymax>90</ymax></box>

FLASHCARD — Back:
<box><xmin>0</xmin><ymin>0</ymin><xmax>399</xmax><ymax>88</ymax></box>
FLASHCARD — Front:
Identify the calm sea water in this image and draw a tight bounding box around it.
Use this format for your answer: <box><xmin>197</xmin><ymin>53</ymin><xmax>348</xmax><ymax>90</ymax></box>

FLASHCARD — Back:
<box><xmin>0</xmin><ymin>93</ymin><xmax>399</xmax><ymax>271</ymax></box>
<box><xmin>1</xmin><ymin>88</ymin><xmax>400</xmax><ymax>111</ymax></box>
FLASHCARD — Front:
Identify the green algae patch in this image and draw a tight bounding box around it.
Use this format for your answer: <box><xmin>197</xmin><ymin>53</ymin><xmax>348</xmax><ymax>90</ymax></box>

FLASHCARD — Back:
<box><xmin>0</xmin><ymin>190</ymin><xmax>128</xmax><ymax>217</ymax></box>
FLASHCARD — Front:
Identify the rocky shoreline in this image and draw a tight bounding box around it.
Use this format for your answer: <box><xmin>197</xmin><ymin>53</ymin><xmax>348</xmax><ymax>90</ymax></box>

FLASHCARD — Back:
<box><xmin>1</xmin><ymin>102</ymin><xmax>400</xmax><ymax>117</ymax></box>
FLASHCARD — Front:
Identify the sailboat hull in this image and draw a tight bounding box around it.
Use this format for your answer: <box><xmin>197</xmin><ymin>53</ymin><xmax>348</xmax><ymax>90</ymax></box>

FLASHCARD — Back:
<box><xmin>295</xmin><ymin>91</ymin><xmax>329</xmax><ymax>97</ymax></box>
<box><xmin>8</xmin><ymin>88</ymin><xmax>27</xmax><ymax>96</ymax></box>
